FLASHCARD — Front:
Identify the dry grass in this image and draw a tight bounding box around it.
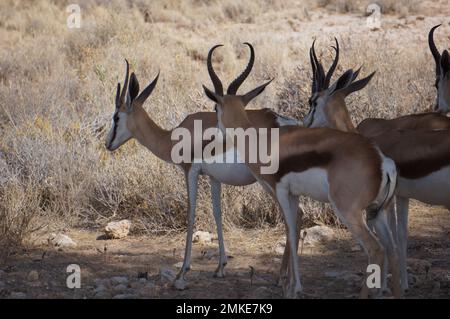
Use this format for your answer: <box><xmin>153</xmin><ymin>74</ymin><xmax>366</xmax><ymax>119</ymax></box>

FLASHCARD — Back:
<box><xmin>0</xmin><ymin>0</ymin><xmax>448</xmax><ymax>250</ymax></box>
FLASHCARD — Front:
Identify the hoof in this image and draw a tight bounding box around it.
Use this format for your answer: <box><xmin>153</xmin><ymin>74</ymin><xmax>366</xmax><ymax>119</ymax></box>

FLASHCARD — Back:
<box><xmin>213</xmin><ymin>270</ymin><xmax>225</xmax><ymax>278</ymax></box>
<box><xmin>173</xmin><ymin>278</ymin><xmax>188</xmax><ymax>290</ymax></box>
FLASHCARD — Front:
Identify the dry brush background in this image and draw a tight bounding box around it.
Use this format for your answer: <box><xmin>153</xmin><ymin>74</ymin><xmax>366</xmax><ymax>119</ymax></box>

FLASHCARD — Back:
<box><xmin>1</xmin><ymin>0</ymin><xmax>449</xmax><ymax>253</ymax></box>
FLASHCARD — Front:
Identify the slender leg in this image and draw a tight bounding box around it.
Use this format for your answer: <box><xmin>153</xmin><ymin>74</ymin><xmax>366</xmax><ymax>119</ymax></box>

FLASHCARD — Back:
<box><xmin>383</xmin><ymin>200</ymin><xmax>398</xmax><ymax>293</ymax></box>
<box><xmin>276</xmin><ymin>186</ymin><xmax>302</xmax><ymax>298</ymax></box>
<box><xmin>210</xmin><ymin>178</ymin><xmax>227</xmax><ymax>278</ymax></box>
<box><xmin>373</xmin><ymin>210</ymin><xmax>402</xmax><ymax>298</ymax></box>
<box><xmin>332</xmin><ymin>204</ymin><xmax>385</xmax><ymax>299</ymax></box>
<box><xmin>174</xmin><ymin>168</ymin><xmax>199</xmax><ymax>289</ymax></box>
<box><xmin>396</xmin><ymin>196</ymin><xmax>410</xmax><ymax>292</ymax></box>
<box><xmin>279</xmin><ymin>196</ymin><xmax>302</xmax><ymax>288</ymax></box>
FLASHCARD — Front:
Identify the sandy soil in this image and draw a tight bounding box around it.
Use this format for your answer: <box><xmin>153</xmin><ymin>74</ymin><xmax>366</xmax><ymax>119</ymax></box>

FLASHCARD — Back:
<box><xmin>0</xmin><ymin>201</ymin><xmax>448</xmax><ymax>299</ymax></box>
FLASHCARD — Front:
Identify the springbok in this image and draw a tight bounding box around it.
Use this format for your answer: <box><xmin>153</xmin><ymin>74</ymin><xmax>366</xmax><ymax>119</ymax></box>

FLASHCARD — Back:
<box><xmin>304</xmin><ymin>39</ymin><xmax>450</xmax><ymax>292</ymax></box>
<box><xmin>357</xmin><ymin>25</ymin><xmax>450</xmax><ymax>137</ymax></box>
<box><xmin>203</xmin><ymin>43</ymin><xmax>401</xmax><ymax>298</ymax></box>
<box><xmin>105</xmin><ymin>52</ymin><xmax>299</xmax><ymax>289</ymax></box>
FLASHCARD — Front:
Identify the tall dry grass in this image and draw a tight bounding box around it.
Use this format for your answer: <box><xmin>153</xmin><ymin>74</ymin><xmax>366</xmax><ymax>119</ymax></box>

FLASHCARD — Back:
<box><xmin>0</xmin><ymin>0</ymin><xmax>448</xmax><ymax>250</ymax></box>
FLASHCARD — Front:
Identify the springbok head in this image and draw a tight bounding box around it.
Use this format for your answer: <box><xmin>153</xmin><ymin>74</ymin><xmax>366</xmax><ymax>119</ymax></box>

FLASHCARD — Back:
<box><xmin>303</xmin><ymin>39</ymin><xmax>375</xmax><ymax>131</ymax></box>
<box><xmin>202</xmin><ymin>43</ymin><xmax>272</xmax><ymax>133</ymax></box>
<box><xmin>106</xmin><ymin>60</ymin><xmax>159</xmax><ymax>151</ymax></box>
<box><xmin>429</xmin><ymin>24</ymin><xmax>450</xmax><ymax>114</ymax></box>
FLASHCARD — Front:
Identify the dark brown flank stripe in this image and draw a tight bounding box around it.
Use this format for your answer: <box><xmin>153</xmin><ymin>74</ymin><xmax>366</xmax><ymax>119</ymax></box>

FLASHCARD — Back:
<box><xmin>395</xmin><ymin>155</ymin><xmax>450</xmax><ymax>179</ymax></box>
<box><xmin>275</xmin><ymin>151</ymin><xmax>333</xmax><ymax>182</ymax></box>
<box><xmin>368</xmin><ymin>130</ymin><xmax>450</xmax><ymax>180</ymax></box>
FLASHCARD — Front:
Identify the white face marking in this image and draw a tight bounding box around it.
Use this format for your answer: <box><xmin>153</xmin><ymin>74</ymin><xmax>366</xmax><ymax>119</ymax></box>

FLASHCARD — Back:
<box><xmin>216</xmin><ymin>105</ymin><xmax>226</xmax><ymax>133</ymax></box>
<box><xmin>105</xmin><ymin>111</ymin><xmax>132</xmax><ymax>151</ymax></box>
<box><xmin>303</xmin><ymin>94</ymin><xmax>329</xmax><ymax>128</ymax></box>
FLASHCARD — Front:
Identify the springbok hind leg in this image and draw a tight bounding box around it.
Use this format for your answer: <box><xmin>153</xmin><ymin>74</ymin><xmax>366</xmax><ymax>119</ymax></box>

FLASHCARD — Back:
<box><xmin>276</xmin><ymin>186</ymin><xmax>303</xmax><ymax>298</ymax></box>
<box><xmin>333</xmin><ymin>205</ymin><xmax>385</xmax><ymax>299</ymax></box>
<box><xmin>396</xmin><ymin>197</ymin><xmax>410</xmax><ymax>292</ymax></box>
<box><xmin>373</xmin><ymin>210</ymin><xmax>402</xmax><ymax>298</ymax></box>
<box><xmin>174</xmin><ymin>169</ymin><xmax>199</xmax><ymax>289</ymax></box>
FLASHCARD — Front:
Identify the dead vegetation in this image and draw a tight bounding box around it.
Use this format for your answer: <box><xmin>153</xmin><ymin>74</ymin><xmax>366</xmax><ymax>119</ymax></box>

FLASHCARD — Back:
<box><xmin>0</xmin><ymin>0</ymin><xmax>449</xmax><ymax>253</ymax></box>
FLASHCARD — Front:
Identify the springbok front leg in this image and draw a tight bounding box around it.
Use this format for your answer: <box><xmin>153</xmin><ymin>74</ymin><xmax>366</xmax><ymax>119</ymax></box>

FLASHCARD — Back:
<box><xmin>174</xmin><ymin>168</ymin><xmax>199</xmax><ymax>289</ymax></box>
<box><xmin>396</xmin><ymin>196</ymin><xmax>410</xmax><ymax>292</ymax></box>
<box><xmin>276</xmin><ymin>186</ymin><xmax>303</xmax><ymax>298</ymax></box>
<box><xmin>210</xmin><ymin>177</ymin><xmax>227</xmax><ymax>278</ymax></box>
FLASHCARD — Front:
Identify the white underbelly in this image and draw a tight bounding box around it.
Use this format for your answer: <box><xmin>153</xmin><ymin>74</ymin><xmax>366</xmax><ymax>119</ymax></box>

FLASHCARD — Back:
<box><xmin>196</xmin><ymin>147</ymin><xmax>256</xmax><ymax>186</ymax></box>
<box><xmin>397</xmin><ymin>166</ymin><xmax>450</xmax><ymax>207</ymax></box>
<box><xmin>201</xmin><ymin>162</ymin><xmax>256</xmax><ymax>185</ymax></box>
<box><xmin>278</xmin><ymin>168</ymin><xmax>330</xmax><ymax>202</ymax></box>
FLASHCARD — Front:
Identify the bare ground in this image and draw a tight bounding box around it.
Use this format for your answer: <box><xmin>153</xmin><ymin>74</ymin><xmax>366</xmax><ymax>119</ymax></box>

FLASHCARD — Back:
<box><xmin>0</xmin><ymin>201</ymin><xmax>448</xmax><ymax>299</ymax></box>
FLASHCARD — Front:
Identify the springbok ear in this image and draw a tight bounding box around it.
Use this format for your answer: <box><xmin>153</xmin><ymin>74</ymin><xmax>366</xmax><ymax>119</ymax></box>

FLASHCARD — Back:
<box><xmin>129</xmin><ymin>73</ymin><xmax>140</xmax><ymax>103</ymax></box>
<box><xmin>329</xmin><ymin>69</ymin><xmax>354</xmax><ymax>95</ymax></box>
<box><xmin>134</xmin><ymin>72</ymin><xmax>159</xmax><ymax>106</ymax></box>
<box><xmin>241</xmin><ymin>79</ymin><xmax>273</xmax><ymax>106</ymax></box>
<box><xmin>115</xmin><ymin>83</ymin><xmax>121</xmax><ymax>107</ymax></box>
<box><xmin>338</xmin><ymin>71</ymin><xmax>376</xmax><ymax>97</ymax></box>
<box><xmin>203</xmin><ymin>85</ymin><xmax>222</xmax><ymax>104</ymax></box>
<box><xmin>441</xmin><ymin>50</ymin><xmax>450</xmax><ymax>76</ymax></box>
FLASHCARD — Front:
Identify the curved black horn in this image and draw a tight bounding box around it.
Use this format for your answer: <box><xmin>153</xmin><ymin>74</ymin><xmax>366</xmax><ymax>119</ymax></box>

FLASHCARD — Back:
<box><xmin>207</xmin><ymin>44</ymin><xmax>224</xmax><ymax>95</ymax></box>
<box><xmin>429</xmin><ymin>24</ymin><xmax>442</xmax><ymax>77</ymax></box>
<box><xmin>324</xmin><ymin>37</ymin><xmax>339</xmax><ymax>89</ymax></box>
<box><xmin>120</xmin><ymin>59</ymin><xmax>130</xmax><ymax>103</ymax></box>
<box><xmin>227</xmin><ymin>42</ymin><xmax>255</xmax><ymax>94</ymax></box>
<box><xmin>312</xmin><ymin>41</ymin><xmax>325</xmax><ymax>91</ymax></box>
<box><xmin>310</xmin><ymin>41</ymin><xmax>318</xmax><ymax>94</ymax></box>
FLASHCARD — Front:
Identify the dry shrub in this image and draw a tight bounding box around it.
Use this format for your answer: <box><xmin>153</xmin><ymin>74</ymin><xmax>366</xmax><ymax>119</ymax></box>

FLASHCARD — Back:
<box><xmin>0</xmin><ymin>0</ymin><xmax>447</xmax><ymax>248</ymax></box>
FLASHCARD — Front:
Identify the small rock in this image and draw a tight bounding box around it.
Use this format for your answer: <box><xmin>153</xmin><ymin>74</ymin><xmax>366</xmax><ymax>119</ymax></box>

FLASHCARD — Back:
<box><xmin>274</xmin><ymin>242</ymin><xmax>285</xmax><ymax>255</ymax></box>
<box><xmin>113</xmin><ymin>284</ymin><xmax>128</xmax><ymax>292</ymax></box>
<box><xmin>27</xmin><ymin>270</ymin><xmax>39</xmax><ymax>282</ymax></box>
<box><xmin>111</xmin><ymin>276</ymin><xmax>129</xmax><ymax>285</ymax></box>
<box><xmin>159</xmin><ymin>267</ymin><xmax>176</xmax><ymax>282</ymax></box>
<box><xmin>0</xmin><ymin>281</ymin><xmax>5</xmax><ymax>289</ymax></box>
<box><xmin>10</xmin><ymin>292</ymin><xmax>26</xmax><ymax>299</ymax></box>
<box><xmin>301</xmin><ymin>226</ymin><xmax>335</xmax><ymax>246</ymax></box>
<box><xmin>350</xmin><ymin>245</ymin><xmax>362</xmax><ymax>252</ymax></box>
<box><xmin>173</xmin><ymin>262</ymin><xmax>184</xmax><ymax>269</ymax></box>
<box><xmin>193</xmin><ymin>231</ymin><xmax>212</xmax><ymax>244</ymax></box>
<box><xmin>104</xmin><ymin>220</ymin><xmax>131</xmax><ymax>239</ymax></box>
<box><xmin>139</xmin><ymin>278</ymin><xmax>148</xmax><ymax>283</ymax></box>
<box><xmin>48</xmin><ymin>233</ymin><xmax>77</xmax><ymax>248</ymax></box>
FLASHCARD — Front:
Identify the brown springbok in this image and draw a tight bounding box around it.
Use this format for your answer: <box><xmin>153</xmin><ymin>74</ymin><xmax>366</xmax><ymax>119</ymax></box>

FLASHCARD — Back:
<box><xmin>203</xmin><ymin>43</ymin><xmax>401</xmax><ymax>298</ymax></box>
<box><xmin>304</xmin><ymin>39</ymin><xmax>450</xmax><ymax>292</ymax></box>
<box><xmin>105</xmin><ymin>52</ymin><xmax>299</xmax><ymax>289</ymax></box>
<box><xmin>357</xmin><ymin>25</ymin><xmax>450</xmax><ymax>137</ymax></box>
